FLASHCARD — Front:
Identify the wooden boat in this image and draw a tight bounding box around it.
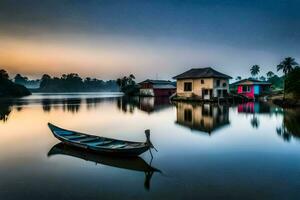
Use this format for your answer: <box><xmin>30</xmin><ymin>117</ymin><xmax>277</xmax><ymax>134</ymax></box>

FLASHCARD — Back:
<box><xmin>48</xmin><ymin>123</ymin><xmax>154</xmax><ymax>156</ymax></box>
<box><xmin>48</xmin><ymin>143</ymin><xmax>161</xmax><ymax>190</ymax></box>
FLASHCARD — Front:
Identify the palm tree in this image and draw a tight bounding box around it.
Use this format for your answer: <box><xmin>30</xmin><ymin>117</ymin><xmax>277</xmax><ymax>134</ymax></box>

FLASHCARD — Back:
<box><xmin>250</xmin><ymin>65</ymin><xmax>260</xmax><ymax>78</ymax></box>
<box><xmin>277</xmin><ymin>57</ymin><xmax>299</xmax><ymax>100</ymax></box>
<box><xmin>236</xmin><ymin>76</ymin><xmax>242</xmax><ymax>81</ymax></box>
<box><xmin>266</xmin><ymin>71</ymin><xmax>274</xmax><ymax>79</ymax></box>
<box><xmin>277</xmin><ymin>57</ymin><xmax>298</xmax><ymax>75</ymax></box>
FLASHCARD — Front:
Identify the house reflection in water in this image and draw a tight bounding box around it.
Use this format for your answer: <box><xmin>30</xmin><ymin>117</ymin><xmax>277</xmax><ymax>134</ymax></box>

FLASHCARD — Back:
<box><xmin>237</xmin><ymin>102</ymin><xmax>271</xmax><ymax>114</ymax></box>
<box><xmin>175</xmin><ymin>102</ymin><xmax>230</xmax><ymax>134</ymax></box>
<box><xmin>139</xmin><ymin>97</ymin><xmax>171</xmax><ymax>114</ymax></box>
<box><xmin>117</xmin><ymin>97</ymin><xmax>171</xmax><ymax>114</ymax></box>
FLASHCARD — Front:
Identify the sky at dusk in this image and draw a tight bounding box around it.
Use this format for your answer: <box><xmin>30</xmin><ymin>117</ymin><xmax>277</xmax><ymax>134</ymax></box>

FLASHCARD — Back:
<box><xmin>0</xmin><ymin>0</ymin><xmax>299</xmax><ymax>81</ymax></box>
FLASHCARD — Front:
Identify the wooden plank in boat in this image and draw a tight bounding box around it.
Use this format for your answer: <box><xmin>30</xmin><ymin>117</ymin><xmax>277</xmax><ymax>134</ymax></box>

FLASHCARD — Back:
<box><xmin>78</xmin><ymin>137</ymin><xmax>99</xmax><ymax>143</ymax></box>
<box><xmin>64</xmin><ymin>135</ymin><xmax>87</xmax><ymax>140</ymax></box>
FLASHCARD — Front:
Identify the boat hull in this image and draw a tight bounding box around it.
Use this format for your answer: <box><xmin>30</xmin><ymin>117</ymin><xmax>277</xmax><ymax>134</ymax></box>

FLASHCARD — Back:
<box><xmin>48</xmin><ymin>123</ymin><xmax>151</xmax><ymax>156</ymax></box>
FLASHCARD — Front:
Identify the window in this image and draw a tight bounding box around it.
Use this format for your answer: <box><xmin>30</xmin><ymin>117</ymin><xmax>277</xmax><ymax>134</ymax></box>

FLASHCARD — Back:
<box><xmin>242</xmin><ymin>85</ymin><xmax>251</xmax><ymax>92</ymax></box>
<box><xmin>216</xmin><ymin>80</ymin><xmax>220</xmax><ymax>87</ymax></box>
<box><xmin>184</xmin><ymin>82</ymin><xmax>192</xmax><ymax>91</ymax></box>
<box><xmin>201</xmin><ymin>79</ymin><xmax>204</xmax><ymax>84</ymax></box>
<box><xmin>222</xmin><ymin>82</ymin><xmax>227</xmax><ymax>87</ymax></box>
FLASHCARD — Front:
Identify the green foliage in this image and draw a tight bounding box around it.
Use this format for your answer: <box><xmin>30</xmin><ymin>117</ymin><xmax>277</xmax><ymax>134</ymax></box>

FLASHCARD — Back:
<box><xmin>0</xmin><ymin>69</ymin><xmax>9</xmax><ymax>80</ymax></box>
<box><xmin>259</xmin><ymin>76</ymin><xmax>266</xmax><ymax>81</ymax></box>
<box><xmin>0</xmin><ymin>71</ymin><xmax>31</xmax><ymax>98</ymax></box>
<box><xmin>277</xmin><ymin>57</ymin><xmax>298</xmax><ymax>75</ymax></box>
<box><xmin>266</xmin><ymin>71</ymin><xmax>274</xmax><ymax>78</ymax></box>
<box><xmin>268</xmin><ymin>75</ymin><xmax>284</xmax><ymax>90</ymax></box>
<box><xmin>14</xmin><ymin>74</ymin><xmax>28</xmax><ymax>84</ymax></box>
<box><xmin>285</xmin><ymin>67</ymin><xmax>300</xmax><ymax>98</ymax></box>
<box><xmin>39</xmin><ymin>73</ymin><xmax>118</xmax><ymax>92</ymax></box>
<box><xmin>250</xmin><ymin>65</ymin><xmax>260</xmax><ymax>77</ymax></box>
<box><xmin>14</xmin><ymin>74</ymin><xmax>40</xmax><ymax>88</ymax></box>
<box><xmin>116</xmin><ymin>74</ymin><xmax>139</xmax><ymax>95</ymax></box>
<box><xmin>236</xmin><ymin>76</ymin><xmax>241</xmax><ymax>81</ymax></box>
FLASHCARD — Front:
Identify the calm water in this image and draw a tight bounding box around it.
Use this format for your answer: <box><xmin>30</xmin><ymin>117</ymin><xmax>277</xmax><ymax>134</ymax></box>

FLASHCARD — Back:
<box><xmin>0</xmin><ymin>93</ymin><xmax>300</xmax><ymax>200</ymax></box>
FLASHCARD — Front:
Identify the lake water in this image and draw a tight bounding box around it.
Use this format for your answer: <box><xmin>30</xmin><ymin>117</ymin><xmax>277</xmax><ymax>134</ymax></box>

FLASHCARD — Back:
<box><xmin>0</xmin><ymin>93</ymin><xmax>299</xmax><ymax>200</ymax></box>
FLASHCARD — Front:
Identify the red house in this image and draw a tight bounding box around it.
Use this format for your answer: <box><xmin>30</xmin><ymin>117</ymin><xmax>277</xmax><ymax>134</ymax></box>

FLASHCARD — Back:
<box><xmin>232</xmin><ymin>79</ymin><xmax>271</xmax><ymax>99</ymax></box>
<box><xmin>139</xmin><ymin>79</ymin><xmax>176</xmax><ymax>97</ymax></box>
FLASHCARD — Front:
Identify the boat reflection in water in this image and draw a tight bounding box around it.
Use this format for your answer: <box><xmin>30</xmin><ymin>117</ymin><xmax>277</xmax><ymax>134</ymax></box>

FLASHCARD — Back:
<box><xmin>48</xmin><ymin>143</ymin><xmax>161</xmax><ymax>190</ymax></box>
<box><xmin>175</xmin><ymin>102</ymin><xmax>230</xmax><ymax>134</ymax></box>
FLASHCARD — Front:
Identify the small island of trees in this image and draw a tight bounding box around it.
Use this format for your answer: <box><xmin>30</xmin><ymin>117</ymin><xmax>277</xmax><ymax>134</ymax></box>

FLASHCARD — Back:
<box><xmin>0</xmin><ymin>69</ymin><xmax>31</xmax><ymax>98</ymax></box>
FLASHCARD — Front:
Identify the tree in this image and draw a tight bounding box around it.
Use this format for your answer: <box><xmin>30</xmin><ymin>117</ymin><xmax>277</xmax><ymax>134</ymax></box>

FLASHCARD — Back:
<box><xmin>14</xmin><ymin>74</ymin><xmax>28</xmax><ymax>85</ymax></box>
<box><xmin>116</xmin><ymin>78</ymin><xmax>122</xmax><ymax>87</ymax></box>
<box><xmin>250</xmin><ymin>65</ymin><xmax>260</xmax><ymax>78</ymax></box>
<box><xmin>266</xmin><ymin>71</ymin><xmax>274</xmax><ymax>79</ymax></box>
<box><xmin>285</xmin><ymin>67</ymin><xmax>300</xmax><ymax>99</ymax></box>
<box><xmin>259</xmin><ymin>76</ymin><xmax>266</xmax><ymax>81</ymax></box>
<box><xmin>41</xmin><ymin>74</ymin><xmax>51</xmax><ymax>81</ymax></box>
<box><xmin>277</xmin><ymin>57</ymin><xmax>298</xmax><ymax>75</ymax></box>
<box><xmin>277</xmin><ymin>57</ymin><xmax>299</xmax><ymax>100</ymax></box>
<box><xmin>236</xmin><ymin>76</ymin><xmax>242</xmax><ymax>81</ymax></box>
<box><xmin>0</xmin><ymin>69</ymin><xmax>9</xmax><ymax>80</ymax></box>
<box><xmin>128</xmin><ymin>74</ymin><xmax>136</xmax><ymax>85</ymax></box>
<box><xmin>40</xmin><ymin>74</ymin><xmax>52</xmax><ymax>89</ymax></box>
<box><xmin>116</xmin><ymin>74</ymin><xmax>138</xmax><ymax>95</ymax></box>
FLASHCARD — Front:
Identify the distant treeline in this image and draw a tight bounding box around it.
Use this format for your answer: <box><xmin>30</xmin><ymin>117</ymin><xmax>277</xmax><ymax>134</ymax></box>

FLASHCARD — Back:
<box><xmin>12</xmin><ymin>73</ymin><xmax>119</xmax><ymax>92</ymax></box>
<box><xmin>38</xmin><ymin>73</ymin><xmax>119</xmax><ymax>92</ymax></box>
<box><xmin>14</xmin><ymin>74</ymin><xmax>40</xmax><ymax>89</ymax></box>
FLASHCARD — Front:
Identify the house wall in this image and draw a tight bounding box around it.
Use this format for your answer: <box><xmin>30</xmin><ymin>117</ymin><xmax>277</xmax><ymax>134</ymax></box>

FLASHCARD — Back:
<box><xmin>153</xmin><ymin>88</ymin><xmax>176</xmax><ymax>96</ymax></box>
<box><xmin>213</xmin><ymin>79</ymin><xmax>230</xmax><ymax>97</ymax></box>
<box><xmin>237</xmin><ymin>85</ymin><xmax>254</xmax><ymax>99</ymax></box>
<box><xmin>176</xmin><ymin>78</ymin><xmax>229</xmax><ymax>98</ymax></box>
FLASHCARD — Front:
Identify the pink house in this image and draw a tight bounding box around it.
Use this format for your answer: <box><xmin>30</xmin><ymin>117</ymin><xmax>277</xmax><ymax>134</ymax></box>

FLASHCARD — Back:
<box><xmin>233</xmin><ymin>79</ymin><xmax>271</xmax><ymax>99</ymax></box>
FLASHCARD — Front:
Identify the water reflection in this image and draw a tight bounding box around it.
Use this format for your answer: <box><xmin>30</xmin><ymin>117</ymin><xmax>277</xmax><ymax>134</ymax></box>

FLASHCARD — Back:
<box><xmin>1</xmin><ymin>93</ymin><xmax>300</xmax><ymax>199</ymax></box>
<box><xmin>48</xmin><ymin>143</ymin><xmax>161</xmax><ymax>190</ymax></box>
<box><xmin>276</xmin><ymin>108</ymin><xmax>300</xmax><ymax>142</ymax></box>
<box><xmin>175</xmin><ymin>102</ymin><xmax>230</xmax><ymax>134</ymax></box>
<box><xmin>42</xmin><ymin>98</ymin><xmax>82</xmax><ymax>113</ymax></box>
<box><xmin>0</xmin><ymin>101</ymin><xmax>12</xmax><ymax>122</ymax></box>
<box><xmin>237</xmin><ymin>102</ymin><xmax>271</xmax><ymax>114</ymax></box>
<box><xmin>237</xmin><ymin>102</ymin><xmax>284</xmax><ymax>129</ymax></box>
<box><xmin>116</xmin><ymin>97</ymin><xmax>172</xmax><ymax>114</ymax></box>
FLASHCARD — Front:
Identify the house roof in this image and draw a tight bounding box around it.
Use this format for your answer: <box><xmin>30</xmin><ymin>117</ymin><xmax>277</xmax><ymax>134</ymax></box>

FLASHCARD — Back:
<box><xmin>231</xmin><ymin>78</ymin><xmax>271</xmax><ymax>86</ymax></box>
<box><xmin>153</xmin><ymin>84</ymin><xmax>176</xmax><ymax>89</ymax></box>
<box><xmin>139</xmin><ymin>79</ymin><xmax>173</xmax><ymax>85</ymax></box>
<box><xmin>173</xmin><ymin>67</ymin><xmax>232</xmax><ymax>80</ymax></box>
